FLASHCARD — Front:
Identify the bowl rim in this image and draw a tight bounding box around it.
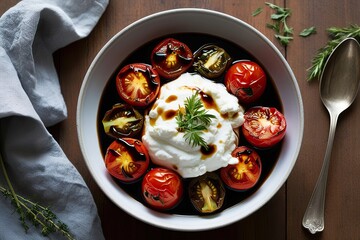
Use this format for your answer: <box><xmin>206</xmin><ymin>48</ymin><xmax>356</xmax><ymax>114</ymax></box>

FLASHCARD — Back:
<box><xmin>77</xmin><ymin>7</ymin><xmax>304</xmax><ymax>231</ymax></box>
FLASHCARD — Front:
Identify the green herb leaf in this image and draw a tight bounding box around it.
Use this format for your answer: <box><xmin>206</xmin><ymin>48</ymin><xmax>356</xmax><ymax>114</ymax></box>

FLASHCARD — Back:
<box><xmin>265</xmin><ymin>2</ymin><xmax>281</xmax><ymax>10</ymax></box>
<box><xmin>300</xmin><ymin>26</ymin><xmax>317</xmax><ymax>37</ymax></box>
<box><xmin>265</xmin><ymin>2</ymin><xmax>293</xmax><ymax>46</ymax></box>
<box><xmin>266</xmin><ymin>22</ymin><xmax>280</xmax><ymax>32</ymax></box>
<box><xmin>307</xmin><ymin>24</ymin><xmax>360</xmax><ymax>81</ymax></box>
<box><xmin>283</xmin><ymin>22</ymin><xmax>294</xmax><ymax>35</ymax></box>
<box><xmin>270</xmin><ymin>13</ymin><xmax>285</xmax><ymax>20</ymax></box>
<box><xmin>252</xmin><ymin>7</ymin><xmax>263</xmax><ymax>16</ymax></box>
<box><xmin>275</xmin><ymin>34</ymin><xmax>294</xmax><ymax>46</ymax></box>
<box><xmin>176</xmin><ymin>91</ymin><xmax>216</xmax><ymax>150</ymax></box>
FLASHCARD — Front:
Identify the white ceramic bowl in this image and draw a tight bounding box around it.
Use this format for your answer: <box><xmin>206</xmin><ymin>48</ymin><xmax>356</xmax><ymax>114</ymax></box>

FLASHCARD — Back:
<box><xmin>77</xmin><ymin>8</ymin><xmax>303</xmax><ymax>231</ymax></box>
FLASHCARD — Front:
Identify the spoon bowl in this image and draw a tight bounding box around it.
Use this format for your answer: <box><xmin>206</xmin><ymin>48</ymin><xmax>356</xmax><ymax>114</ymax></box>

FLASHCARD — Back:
<box><xmin>320</xmin><ymin>38</ymin><xmax>360</xmax><ymax>112</ymax></box>
<box><xmin>302</xmin><ymin>37</ymin><xmax>360</xmax><ymax>234</ymax></box>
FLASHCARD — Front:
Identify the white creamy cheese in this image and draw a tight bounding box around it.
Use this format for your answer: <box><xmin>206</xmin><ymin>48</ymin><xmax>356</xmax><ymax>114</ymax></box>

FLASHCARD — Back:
<box><xmin>142</xmin><ymin>73</ymin><xmax>244</xmax><ymax>178</ymax></box>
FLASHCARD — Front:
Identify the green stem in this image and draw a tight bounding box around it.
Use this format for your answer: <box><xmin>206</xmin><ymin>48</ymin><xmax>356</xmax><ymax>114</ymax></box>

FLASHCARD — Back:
<box><xmin>0</xmin><ymin>152</ymin><xmax>26</xmax><ymax>222</ymax></box>
<box><xmin>0</xmin><ymin>153</ymin><xmax>74</xmax><ymax>239</ymax></box>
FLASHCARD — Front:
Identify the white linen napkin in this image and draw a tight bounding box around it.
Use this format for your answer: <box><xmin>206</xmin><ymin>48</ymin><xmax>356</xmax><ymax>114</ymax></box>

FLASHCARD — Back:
<box><xmin>0</xmin><ymin>0</ymin><xmax>108</xmax><ymax>239</ymax></box>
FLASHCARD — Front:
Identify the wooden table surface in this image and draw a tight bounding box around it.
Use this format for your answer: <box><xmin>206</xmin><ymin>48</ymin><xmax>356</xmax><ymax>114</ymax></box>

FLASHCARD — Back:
<box><xmin>2</xmin><ymin>1</ymin><xmax>360</xmax><ymax>239</ymax></box>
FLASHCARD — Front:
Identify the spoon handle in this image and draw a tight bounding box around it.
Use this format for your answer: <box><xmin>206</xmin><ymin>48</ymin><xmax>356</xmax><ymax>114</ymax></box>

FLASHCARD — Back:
<box><xmin>302</xmin><ymin>112</ymin><xmax>339</xmax><ymax>234</ymax></box>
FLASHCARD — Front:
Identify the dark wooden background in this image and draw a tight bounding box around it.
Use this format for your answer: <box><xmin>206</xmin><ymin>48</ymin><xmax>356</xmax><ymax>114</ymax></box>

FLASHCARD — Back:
<box><xmin>1</xmin><ymin>1</ymin><xmax>360</xmax><ymax>239</ymax></box>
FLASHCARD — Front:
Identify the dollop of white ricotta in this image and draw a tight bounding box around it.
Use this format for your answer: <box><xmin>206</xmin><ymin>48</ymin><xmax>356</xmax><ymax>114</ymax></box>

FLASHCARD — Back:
<box><xmin>142</xmin><ymin>73</ymin><xmax>244</xmax><ymax>178</ymax></box>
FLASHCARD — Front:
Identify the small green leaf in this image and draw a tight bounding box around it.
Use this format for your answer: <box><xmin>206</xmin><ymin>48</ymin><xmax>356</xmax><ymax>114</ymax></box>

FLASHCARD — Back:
<box><xmin>275</xmin><ymin>34</ymin><xmax>294</xmax><ymax>46</ymax></box>
<box><xmin>270</xmin><ymin>13</ymin><xmax>284</xmax><ymax>20</ymax></box>
<box><xmin>266</xmin><ymin>23</ymin><xmax>280</xmax><ymax>33</ymax></box>
<box><xmin>283</xmin><ymin>22</ymin><xmax>294</xmax><ymax>35</ymax></box>
<box><xmin>252</xmin><ymin>7</ymin><xmax>263</xmax><ymax>16</ymax></box>
<box><xmin>300</xmin><ymin>26</ymin><xmax>317</xmax><ymax>37</ymax></box>
<box><xmin>265</xmin><ymin>2</ymin><xmax>279</xmax><ymax>10</ymax></box>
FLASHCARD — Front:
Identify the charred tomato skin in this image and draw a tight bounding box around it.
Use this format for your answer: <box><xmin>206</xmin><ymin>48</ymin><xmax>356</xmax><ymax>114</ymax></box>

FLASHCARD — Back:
<box><xmin>224</xmin><ymin>60</ymin><xmax>267</xmax><ymax>104</ymax></box>
<box><xmin>242</xmin><ymin>106</ymin><xmax>287</xmax><ymax>149</ymax></box>
<box><xmin>151</xmin><ymin>38</ymin><xmax>193</xmax><ymax>80</ymax></box>
<box><xmin>188</xmin><ymin>172</ymin><xmax>226</xmax><ymax>214</ymax></box>
<box><xmin>104</xmin><ymin>138</ymin><xmax>150</xmax><ymax>183</ymax></box>
<box><xmin>193</xmin><ymin>44</ymin><xmax>232</xmax><ymax>79</ymax></box>
<box><xmin>220</xmin><ymin>146</ymin><xmax>262</xmax><ymax>191</ymax></box>
<box><xmin>116</xmin><ymin>63</ymin><xmax>160</xmax><ymax>107</ymax></box>
<box><xmin>141</xmin><ymin>168</ymin><xmax>183</xmax><ymax>211</ymax></box>
<box><xmin>102</xmin><ymin>103</ymin><xmax>144</xmax><ymax>138</ymax></box>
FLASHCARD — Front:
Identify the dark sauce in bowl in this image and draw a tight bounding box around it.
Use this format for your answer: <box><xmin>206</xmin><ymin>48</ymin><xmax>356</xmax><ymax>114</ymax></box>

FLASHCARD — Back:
<box><xmin>97</xmin><ymin>33</ymin><xmax>283</xmax><ymax>215</ymax></box>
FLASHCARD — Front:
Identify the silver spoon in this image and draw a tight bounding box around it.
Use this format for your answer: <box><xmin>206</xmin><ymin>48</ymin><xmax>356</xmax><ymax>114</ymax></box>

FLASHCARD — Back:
<box><xmin>302</xmin><ymin>37</ymin><xmax>360</xmax><ymax>234</ymax></box>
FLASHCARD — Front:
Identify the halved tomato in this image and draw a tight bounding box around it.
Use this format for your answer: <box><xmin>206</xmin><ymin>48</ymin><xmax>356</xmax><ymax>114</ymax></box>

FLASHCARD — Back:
<box><xmin>116</xmin><ymin>63</ymin><xmax>160</xmax><ymax>107</ymax></box>
<box><xmin>242</xmin><ymin>106</ymin><xmax>286</xmax><ymax>149</ymax></box>
<box><xmin>188</xmin><ymin>172</ymin><xmax>225</xmax><ymax>214</ymax></box>
<box><xmin>102</xmin><ymin>103</ymin><xmax>144</xmax><ymax>138</ymax></box>
<box><xmin>104</xmin><ymin>138</ymin><xmax>150</xmax><ymax>183</ymax></box>
<box><xmin>220</xmin><ymin>146</ymin><xmax>262</xmax><ymax>191</ymax></box>
<box><xmin>151</xmin><ymin>38</ymin><xmax>193</xmax><ymax>79</ymax></box>
<box><xmin>193</xmin><ymin>44</ymin><xmax>232</xmax><ymax>79</ymax></box>
<box><xmin>141</xmin><ymin>168</ymin><xmax>183</xmax><ymax>210</ymax></box>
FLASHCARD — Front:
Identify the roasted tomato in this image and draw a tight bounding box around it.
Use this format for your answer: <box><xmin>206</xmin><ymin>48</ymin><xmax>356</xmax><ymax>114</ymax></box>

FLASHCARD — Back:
<box><xmin>220</xmin><ymin>146</ymin><xmax>262</xmax><ymax>191</ymax></box>
<box><xmin>104</xmin><ymin>138</ymin><xmax>150</xmax><ymax>183</ymax></box>
<box><xmin>151</xmin><ymin>38</ymin><xmax>193</xmax><ymax>79</ymax></box>
<box><xmin>142</xmin><ymin>168</ymin><xmax>183</xmax><ymax>210</ymax></box>
<box><xmin>224</xmin><ymin>61</ymin><xmax>267</xmax><ymax>104</ymax></box>
<box><xmin>242</xmin><ymin>106</ymin><xmax>286</xmax><ymax>149</ymax></box>
<box><xmin>102</xmin><ymin>103</ymin><xmax>144</xmax><ymax>138</ymax></box>
<box><xmin>116</xmin><ymin>63</ymin><xmax>160</xmax><ymax>107</ymax></box>
<box><xmin>193</xmin><ymin>44</ymin><xmax>231</xmax><ymax>79</ymax></box>
<box><xmin>188</xmin><ymin>172</ymin><xmax>225</xmax><ymax>214</ymax></box>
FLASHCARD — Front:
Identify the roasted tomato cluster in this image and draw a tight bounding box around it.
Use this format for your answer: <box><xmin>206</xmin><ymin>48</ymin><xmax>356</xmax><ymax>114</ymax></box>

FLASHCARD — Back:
<box><xmin>100</xmin><ymin>37</ymin><xmax>287</xmax><ymax>214</ymax></box>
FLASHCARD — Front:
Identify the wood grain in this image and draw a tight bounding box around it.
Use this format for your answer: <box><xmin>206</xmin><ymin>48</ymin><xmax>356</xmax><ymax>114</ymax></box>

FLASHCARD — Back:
<box><xmin>1</xmin><ymin>1</ymin><xmax>360</xmax><ymax>239</ymax></box>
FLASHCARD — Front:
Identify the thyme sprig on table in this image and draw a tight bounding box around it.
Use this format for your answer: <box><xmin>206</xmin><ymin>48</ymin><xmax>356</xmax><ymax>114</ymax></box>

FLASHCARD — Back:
<box><xmin>307</xmin><ymin>25</ymin><xmax>360</xmax><ymax>81</ymax></box>
<box><xmin>0</xmin><ymin>152</ymin><xmax>74</xmax><ymax>239</ymax></box>
<box><xmin>265</xmin><ymin>2</ymin><xmax>294</xmax><ymax>46</ymax></box>
<box><xmin>176</xmin><ymin>91</ymin><xmax>216</xmax><ymax>150</ymax></box>
<box><xmin>254</xmin><ymin>4</ymin><xmax>359</xmax><ymax>82</ymax></box>
<box><xmin>255</xmin><ymin>3</ymin><xmax>315</xmax><ymax>46</ymax></box>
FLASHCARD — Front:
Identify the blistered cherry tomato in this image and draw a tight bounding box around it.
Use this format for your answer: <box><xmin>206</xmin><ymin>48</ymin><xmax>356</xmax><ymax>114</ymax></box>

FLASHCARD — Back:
<box><xmin>142</xmin><ymin>168</ymin><xmax>183</xmax><ymax>210</ymax></box>
<box><xmin>242</xmin><ymin>106</ymin><xmax>286</xmax><ymax>149</ymax></box>
<box><xmin>193</xmin><ymin>44</ymin><xmax>232</xmax><ymax>79</ymax></box>
<box><xmin>188</xmin><ymin>172</ymin><xmax>225</xmax><ymax>214</ymax></box>
<box><xmin>104</xmin><ymin>138</ymin><xmax>150</xmax><ymax>183</ymax></box>
<box><xmin>102</xmin><ymin>103</ymin><xmax>144</xmax><ymax>138</ymax></box>
<box><xmin>116</xmin><ymin>63</ymin><xmax>160</xmax><ymax>107</ymax></box>
<box><xmin>220</xmin><ymin>146</ymin><xmax>262</xmax><ymax>191</ymax></box>
<box><xmin>225</xmin><ymin>61</ymin><xmax>267</xmax><ymax>104</ymax></box>
<box><xmin>151</xmin><ymin>38</ymin><xmax>193</xmax><ymax>79</ymax></box>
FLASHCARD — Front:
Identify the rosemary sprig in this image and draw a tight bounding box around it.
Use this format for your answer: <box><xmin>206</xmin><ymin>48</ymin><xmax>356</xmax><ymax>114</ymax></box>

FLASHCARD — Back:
<box><xmin>0</xmin><ymin>152</ymin><xmax>74</xmax><ymax>239</ymax></box>
<box><xmin>307</xmin><ymin>24</ymin><xmax>360</xmax><ymax>81</ymax></box>
<box><xmin>176</xmin><ymin>91</ymin><xmax>216</xmax><ymax>150</ymax></box>
<box><xmin>265</xmin><ymin>2</ymin><xmax>293</xmax><ymax>46</ymax></box>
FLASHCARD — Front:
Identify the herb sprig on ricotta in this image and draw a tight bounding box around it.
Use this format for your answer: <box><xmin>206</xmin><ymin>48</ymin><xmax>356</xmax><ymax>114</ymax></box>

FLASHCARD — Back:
<box><xmin>176</xmin><ymin>91</ymin><xmax>216</xmax><ymax>150</ymax></box>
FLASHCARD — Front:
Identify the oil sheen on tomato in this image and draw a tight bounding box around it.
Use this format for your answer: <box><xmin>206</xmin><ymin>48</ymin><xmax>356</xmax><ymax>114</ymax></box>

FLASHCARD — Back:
<box><xmin>97</xmin><ymin>33</ymin><xmax>283</xmax><ymax>215</ymax></box>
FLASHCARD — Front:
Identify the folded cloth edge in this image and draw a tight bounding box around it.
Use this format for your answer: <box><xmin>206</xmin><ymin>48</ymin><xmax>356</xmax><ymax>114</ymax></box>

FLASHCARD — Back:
<box><xmin>0</xmin><ymin>0</ymin><xmax>109</xmax><ymax>126</ymax></box>
<box><xmin>0</xmin><ymin>0</ymin><xmax>109</xmax><ymax>239</ymax></box>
